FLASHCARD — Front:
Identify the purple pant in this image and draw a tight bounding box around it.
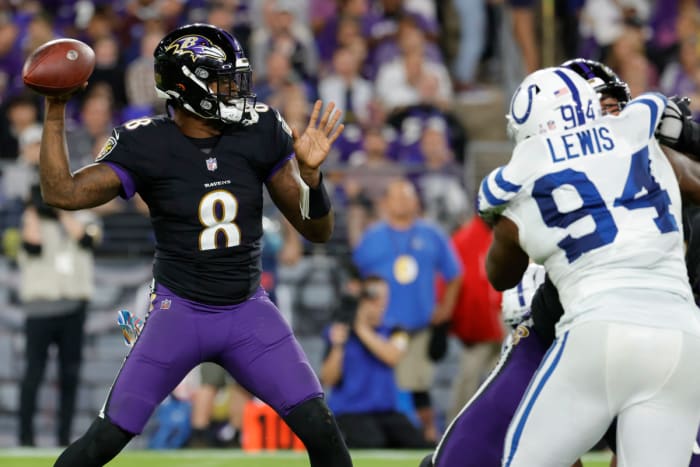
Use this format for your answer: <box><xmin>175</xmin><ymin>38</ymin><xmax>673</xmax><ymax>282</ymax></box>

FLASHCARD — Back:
<box><xmin>434</xmin><ymin>324</ymin><xmax>549</xmax><ymax>467</ymax></box>
<box><xmin>103</xmin><ymin>285</ymin><xmax>322</xmax><ymax>435</ymax></box>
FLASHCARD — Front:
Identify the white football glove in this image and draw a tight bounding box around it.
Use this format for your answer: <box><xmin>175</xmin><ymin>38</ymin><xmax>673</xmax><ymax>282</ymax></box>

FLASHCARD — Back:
<box><xmin>656</xmin><ymin>96</ymin><xmax>691</xmax><ymax>146</ymax></box>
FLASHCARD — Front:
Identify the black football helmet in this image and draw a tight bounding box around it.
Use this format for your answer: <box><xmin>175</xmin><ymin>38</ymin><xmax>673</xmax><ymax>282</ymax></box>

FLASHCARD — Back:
<box><xmin>154</xmin><ymin>23</ymin><xmax>257</xmax><ymax>124</ymax></box>
<box><xmin>561</xmin><ymin>58</ymin><xmax>631</xmax><ymax>111</ymax></box>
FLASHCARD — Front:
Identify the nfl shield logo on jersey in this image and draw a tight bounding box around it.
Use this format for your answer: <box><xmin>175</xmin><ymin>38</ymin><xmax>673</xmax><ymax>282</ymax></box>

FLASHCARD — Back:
<box><xmin>206</xmin><ymin>157</ymin><xmax>218</xmax><ymax>171</ymax></box>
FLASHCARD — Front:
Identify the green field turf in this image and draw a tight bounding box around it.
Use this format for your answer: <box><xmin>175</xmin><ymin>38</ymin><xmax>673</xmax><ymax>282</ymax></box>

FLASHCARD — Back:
<box><xmin>0</xmin><ymin>448</ymin><xmax>613</xmax><ymax>466</ymax></box>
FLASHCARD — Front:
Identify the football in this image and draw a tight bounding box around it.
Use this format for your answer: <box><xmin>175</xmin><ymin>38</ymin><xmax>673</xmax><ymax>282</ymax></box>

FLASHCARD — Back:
<box><xmin>22</xmin><ymin>38</ymin><xmax>95</xmax><ymax>97</ymax></box>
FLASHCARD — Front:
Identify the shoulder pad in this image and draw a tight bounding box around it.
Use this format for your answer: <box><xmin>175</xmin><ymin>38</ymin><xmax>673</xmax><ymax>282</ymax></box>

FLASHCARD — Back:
<box><xmin>265</xmin><ymin>104</ymin><xmax>293</xmax><ymax>138</ymax></box>
<box><xmin>110</xmin><ymin>116</ymin><xmax>172</xmax><ymax>144</ymax></box>
<box><xmin>95</xmin><ymin>116</ymin><xmax>170</xmax><ymax>162</ymax></box>
<box><xmin>116</xmin><ymin>115</ymin><xmax>169</xmax><ymax>133</ymax></box>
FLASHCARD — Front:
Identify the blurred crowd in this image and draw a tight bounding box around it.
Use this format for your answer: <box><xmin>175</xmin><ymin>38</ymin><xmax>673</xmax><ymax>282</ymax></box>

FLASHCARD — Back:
<box><xmin>0</xmin><ymin>0</ymin><xmax>477</xmax><ymax>251</ymax></box>
<box><xmin>1</xmin><ymin>0</ymin><xmax>700</xmax><ymax>452</ymax></box>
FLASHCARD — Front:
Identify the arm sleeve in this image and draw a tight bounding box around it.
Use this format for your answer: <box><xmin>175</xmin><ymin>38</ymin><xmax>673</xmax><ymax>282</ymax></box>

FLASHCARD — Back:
<box><xmin>678</xmin><ymin>119</ymin><xmax>700</xmax><ymax>160</ymax></box>
<box><xmin>530</xmin><ymin>275</ymin><xmax>563</xmax><ymax>346</ymax></box>
<box><xmin>478</xmin><ymin>138</ymin><xmax>546</xmax><ymax>222</ymax></box>
<box><xmin>478</xmin><ymin>165</ymin><xmax>523</xmax><ymax>217</ymax></box>
<box><xmin>22</xmin><ymin>241</ymin><xmax>42</xmax><ymax>255</ymax></box>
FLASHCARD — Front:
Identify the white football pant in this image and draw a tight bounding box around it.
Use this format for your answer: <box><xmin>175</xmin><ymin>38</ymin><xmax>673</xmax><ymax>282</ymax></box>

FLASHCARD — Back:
<box><xmin>503</xmin><ymin>320</ymin><xmax>700</xmax><ymax>467</ymax></box>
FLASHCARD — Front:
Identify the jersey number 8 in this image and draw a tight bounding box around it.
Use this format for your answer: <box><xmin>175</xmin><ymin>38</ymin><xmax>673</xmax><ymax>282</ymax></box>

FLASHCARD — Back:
<box><xmin>198</xmin><ymin>190</ymin><xmax>241</xmax><ymax>251</ymax></box>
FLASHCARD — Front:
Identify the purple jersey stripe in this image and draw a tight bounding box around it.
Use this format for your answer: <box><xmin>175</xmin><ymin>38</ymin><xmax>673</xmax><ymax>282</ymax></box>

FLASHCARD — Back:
<box><xmin>265</xmin><ymin>152</ymin><xmax>295</xmax><ymax>182</ymax></box>
<box><xmin>103</xmin><ymin>161</ymin><xmax>136</xmax><ymax>199</ymax></box>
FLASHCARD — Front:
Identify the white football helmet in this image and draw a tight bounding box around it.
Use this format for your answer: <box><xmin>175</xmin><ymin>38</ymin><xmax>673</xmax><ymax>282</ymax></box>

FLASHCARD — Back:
<box><xmin>506</xmin><ymin>67</ymin><xmax>602</xmax><ymax>144</ymax></box>
<box><xmin>501</xmin><ymin>264</ymin><xmax>546</xmax><ymax>327</ymax></box>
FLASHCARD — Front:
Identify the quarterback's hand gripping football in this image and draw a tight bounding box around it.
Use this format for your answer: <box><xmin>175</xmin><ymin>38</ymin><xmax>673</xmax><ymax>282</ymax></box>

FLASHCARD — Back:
<box><xmin>46</xmin><ymin>82</ymin><xmax>89</xmax><ymax>104</ymax></box>
<box><xmin>292</xmin><ymin>100</ymin><xmax>344</xmax><ymax>185</ymax></box>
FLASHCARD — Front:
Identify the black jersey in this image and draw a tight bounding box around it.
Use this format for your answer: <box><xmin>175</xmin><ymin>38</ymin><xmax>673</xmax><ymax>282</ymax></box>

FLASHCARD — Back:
<box><xmin>96</xmin><ymin>105</ymin><xmax>294</xmax><ymax>304</ymax></box>
<box><xmin>683</xmin><ymin>205</ymin><xmax>700</xmax><ymax>301</ymax></box>
<box><xmin>529</xmin><ymin>274</ymin><xmax>563</xmax><ymax>346</ymax></box>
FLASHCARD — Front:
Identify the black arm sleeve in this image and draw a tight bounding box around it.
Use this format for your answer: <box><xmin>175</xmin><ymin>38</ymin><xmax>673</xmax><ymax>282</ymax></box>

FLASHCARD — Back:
<box><xmin>675</xmin><ymin>119</ymin><xmax>700</xmax><ymax>159</ymax></box>
<box><xmin>78</xmin><ymin>232</ymin><xmax>96</xmax><ymax>250</ymax></box>
<box><xmin>530</xmin><ymin>274</ymin><xmax>564</xmax><ymax>346</ymax></box>
<box><xmin>308</xmin><ymin>172</ymin><xmax>332</xmax><ymax>219</ymax></box>
<box><xmin>22</xmin><ymin>241</ymin><xmax>42</xmax><ymax>256</ymax></box>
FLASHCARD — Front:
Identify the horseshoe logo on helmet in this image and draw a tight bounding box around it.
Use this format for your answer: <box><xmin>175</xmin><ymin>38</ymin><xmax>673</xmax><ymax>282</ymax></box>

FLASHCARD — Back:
<box><xmin>510</xmin><ymin>84</ymin><xmax>540</xmax><ymax>125</ymax></box>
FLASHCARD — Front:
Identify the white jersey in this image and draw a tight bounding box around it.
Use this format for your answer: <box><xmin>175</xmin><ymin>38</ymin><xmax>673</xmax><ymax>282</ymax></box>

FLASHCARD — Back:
<box><xmin>479</xmin><ymin>93</ymin><xmax>700</xmax><ymax>335</ymax></box>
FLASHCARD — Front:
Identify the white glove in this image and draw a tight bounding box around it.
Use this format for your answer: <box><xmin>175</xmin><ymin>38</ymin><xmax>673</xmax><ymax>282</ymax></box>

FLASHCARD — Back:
<box><xmin>656</xmin><ymin>96</ymin><xmax>691</xmax><ymax>146</ymax></box>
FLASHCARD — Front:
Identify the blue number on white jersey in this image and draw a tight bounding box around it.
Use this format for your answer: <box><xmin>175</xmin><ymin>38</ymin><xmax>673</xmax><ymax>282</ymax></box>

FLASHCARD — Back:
<box><xmin>533</xmin><ymin>168</ymin><xmax>618</xmax><ymax>262</ymax></box>
<box><xmin>613</xmin><ymin>146</ymin><xmax>677</xmax><ymax>233</ymax></box>
<box><xmin>533</xmin><ymin>152</ymin><xmax>678</xmax><ymax>263</ymax></box>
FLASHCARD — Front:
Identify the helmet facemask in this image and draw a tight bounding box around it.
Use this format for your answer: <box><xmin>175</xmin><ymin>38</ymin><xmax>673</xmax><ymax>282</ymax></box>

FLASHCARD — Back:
<box><xmin>561</xmin><ymin>58</ymin><xmax>631</xmax><ymax>115</ymax></box>
<box><xmin>173</xmin><ymin>59</ymin><xmax>258</xmax><ymax>125</ymax></box>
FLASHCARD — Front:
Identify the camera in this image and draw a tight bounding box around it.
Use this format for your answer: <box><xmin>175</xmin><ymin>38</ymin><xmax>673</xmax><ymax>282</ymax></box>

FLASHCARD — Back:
<box><xmin>332</xmin><ymin>280</ymin><xmax>384</xmax><ymax>324</ymax></box>
<box><xmin>333</xmin><ymin>293</ymin><xmax>359</xmax><ymax>325</ymax></box>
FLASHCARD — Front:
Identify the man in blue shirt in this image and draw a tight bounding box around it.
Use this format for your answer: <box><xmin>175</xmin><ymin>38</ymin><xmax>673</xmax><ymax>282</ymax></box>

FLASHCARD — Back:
<box><xmin>353</xmin><ymin>178</ymin><xmax>462</xmax><ymax>442</ymax></box>
<box><xmin>320</xmin><ymin>275</ymin><xmax>431</xmax><ymax>448</ymax></box>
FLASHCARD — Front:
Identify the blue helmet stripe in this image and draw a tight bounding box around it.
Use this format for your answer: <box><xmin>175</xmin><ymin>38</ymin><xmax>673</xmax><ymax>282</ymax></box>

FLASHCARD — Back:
<box><xmin>516</xmin><ymin>280</ymin><xmax>526</xmax><ymax>307</ymax></box>
<box><xmin>578</xmin><ymin>61</ymin><xmax>595</xmax><ymax>79</ymax></box>
<box><xmin>554</xmin><ymin>69</ymin><xmax>586</xmax><ymax>126</ymax></box>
